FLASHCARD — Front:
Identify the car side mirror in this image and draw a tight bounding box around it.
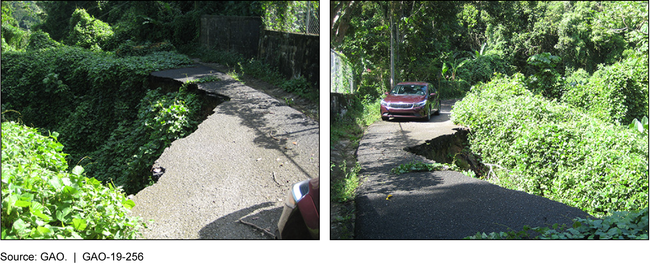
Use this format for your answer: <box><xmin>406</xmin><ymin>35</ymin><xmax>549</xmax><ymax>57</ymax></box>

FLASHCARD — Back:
<box><xmin>430</xmin><ymin>93</ymin><xmax>437</xmax><ymax>97</ymax></box>
<box><xmin>385</xmin><ymin>92</ymin><xmax>389</xmax><ymax>95</ymax></box>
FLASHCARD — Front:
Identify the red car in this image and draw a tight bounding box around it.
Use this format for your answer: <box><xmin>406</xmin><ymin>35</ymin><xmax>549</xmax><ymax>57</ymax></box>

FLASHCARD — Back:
<box><xmin>380</xmin><ymin>82</ymin><xmax>441</xmax><ymax>121</ymax></box>
<box><xmin>276</xmin><ymin>178</ymin><xmax>319</xmax><ymax>239</ymax></box>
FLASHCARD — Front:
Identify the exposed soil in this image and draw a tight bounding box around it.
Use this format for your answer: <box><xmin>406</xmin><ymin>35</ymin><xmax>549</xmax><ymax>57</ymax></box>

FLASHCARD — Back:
<box><xmin>404</xmin><ymin>127</ymin><xmax>486</xmax><ymax>177</ymax></box>
<box><xmin>354</xmin><ymin>103</ymin><xmax>593</xmax><ymax>239</ymax></box>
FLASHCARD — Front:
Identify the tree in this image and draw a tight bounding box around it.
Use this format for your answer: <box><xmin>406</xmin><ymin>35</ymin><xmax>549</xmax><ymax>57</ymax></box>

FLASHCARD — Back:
<box><xmin>66</xmin><ymin>8</ymin><xmax>114</xmax><ymax>51</ymax></box>
<box><xmin>331</xmin><ymin>1</ymin><xmax>360</xmax><ymax>45</ymax></box>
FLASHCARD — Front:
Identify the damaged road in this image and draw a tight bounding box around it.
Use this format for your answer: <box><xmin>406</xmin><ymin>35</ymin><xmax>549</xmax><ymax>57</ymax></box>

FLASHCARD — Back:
<box><xmin>129</xmin><ymin>63</ymin><xmax>319</xmax><ymax>239</ymax></box>
<box><xmin>355</xmin><ymin>100</ymin><xmax>591</xmax><ymax>239</ymax></box>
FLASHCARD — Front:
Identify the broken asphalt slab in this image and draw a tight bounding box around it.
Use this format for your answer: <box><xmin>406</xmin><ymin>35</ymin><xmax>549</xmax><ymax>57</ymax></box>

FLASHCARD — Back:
<box><xmin>130</xmin><ymin>64</ymin><xmax>319</xmax><ymax>239</ymax></box>
<box><xmin>354</xmin><ymin>100</ymin><xmax>592</xmax><ymax>239</ymax></box>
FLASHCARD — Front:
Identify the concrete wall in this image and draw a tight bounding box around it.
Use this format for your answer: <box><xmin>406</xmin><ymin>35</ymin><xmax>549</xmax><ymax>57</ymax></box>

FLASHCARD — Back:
<box><xmin>200</xmin><ymin>15</ymin><xmax>262</xmax><ymax>59</ymax></box>
<box><xmin>258</xmin><ymin>30</ymin><xmax>319</xmax><ymax>89</ymax></box>
<box><xmin>200</xmin><ymin>15</ymin><xmax>319</xmax><ymax>90</ymax></box>
<box><xmin>330</xmin><ymin>93</ymin><xmax>355</xmax><ymax>122</ymax></box>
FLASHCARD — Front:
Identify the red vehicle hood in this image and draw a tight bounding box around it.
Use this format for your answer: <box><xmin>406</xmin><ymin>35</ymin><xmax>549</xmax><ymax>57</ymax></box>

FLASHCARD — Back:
<box><xmin>383</xmin><ymin>94</ymin><xmax>426</xmax><ymax>104</ymax></box>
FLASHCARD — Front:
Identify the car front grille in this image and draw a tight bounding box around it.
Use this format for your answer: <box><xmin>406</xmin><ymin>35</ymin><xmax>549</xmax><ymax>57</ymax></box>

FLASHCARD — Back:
<box><xmin>389</xmin><ymin>103</ymin><xmax>413</xmax><ymax>108</ymax></box>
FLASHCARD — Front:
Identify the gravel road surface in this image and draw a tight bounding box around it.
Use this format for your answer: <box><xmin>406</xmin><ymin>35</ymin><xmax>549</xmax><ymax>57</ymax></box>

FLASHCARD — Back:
<box><xmin>355</xmin><ymin>100</ymin><xmax>592</xmax><ymax>239</ymax></box>
<box><xmin>129</xmin><ymin>64</ymin><xmax>319</xmax><ymax>239</ymax></box>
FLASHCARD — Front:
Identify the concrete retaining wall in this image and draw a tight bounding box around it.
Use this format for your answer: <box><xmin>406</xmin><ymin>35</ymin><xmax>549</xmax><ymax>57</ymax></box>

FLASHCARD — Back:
<box><xmin>331</xmin><ymin>93</ymin><xmax>356</xmax><ymax>122</ymax></box>
<box><xmin>258</xmin><ymin>30</ymin><xmax>319</xmax><ymax>89</ymax></box>
<box><xmin>200</xmin><ymin>15</ymin><xmax>319</xmax><ymax>90</ymax></box>
<box><xmin>200</xmin><ymin>15</ymin><xmax>262</xmax><ymax>59</ymax></box>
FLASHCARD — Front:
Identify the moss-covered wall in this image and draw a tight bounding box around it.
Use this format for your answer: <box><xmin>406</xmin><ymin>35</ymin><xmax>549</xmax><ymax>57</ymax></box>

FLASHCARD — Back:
<box><xmin>200</xmin><ymin>15</ymin><xmax>319</xmax><ymax>89</ymax></box>
<box><xmin>200</xmin><ymin>15</ymin><xmax>262</xmax><ymax>59</ymax></box>
<box><xmin>258</xmin><ymin>30</ymin><xmax>319</xmax><ymax>89</ymax></box>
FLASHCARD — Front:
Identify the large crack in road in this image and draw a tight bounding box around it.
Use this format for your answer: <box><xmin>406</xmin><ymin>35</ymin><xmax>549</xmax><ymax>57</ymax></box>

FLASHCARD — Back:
<box><xmin>129</xmin><ymin>64</ymin><xmax>319</xmax><ymax>239</ymax></box>
<box><xmin>354</xmin><ymin>100</ymin><xmax>592</xmax><ymax>239</ymax></box>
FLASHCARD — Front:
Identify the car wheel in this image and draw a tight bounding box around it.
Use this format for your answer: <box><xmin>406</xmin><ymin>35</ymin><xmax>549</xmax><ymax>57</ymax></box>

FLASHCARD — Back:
<box><xmin>434</xmin><ymin>99</ymin><xmax>441</xmax><ymax>115</ymax></box>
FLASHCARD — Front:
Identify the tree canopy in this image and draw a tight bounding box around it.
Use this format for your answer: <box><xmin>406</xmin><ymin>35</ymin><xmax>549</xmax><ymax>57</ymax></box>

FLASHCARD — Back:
<box><xmin>331</xmin><ymin>1</ymin><xmax>648</xmax><ymax>104</ymax></box>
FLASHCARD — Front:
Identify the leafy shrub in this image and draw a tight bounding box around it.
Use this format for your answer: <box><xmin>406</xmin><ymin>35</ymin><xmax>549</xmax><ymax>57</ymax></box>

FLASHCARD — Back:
<box><xmin>331</xmin><ymin>162</ymin><xmax>361</xmax><ymax>203</ymax></box>
<box><xmin>281</xmin><ymin>76</ymin><xmax>317</xmax><ymax>102</ymax></box>
<box><xmin>170</xmin><ymin>10</ymin><xmax>201</xmax><ymax>47</ymax></box>
<box><xmin>243</xmin><ymin>59</ymin><xmax>285</xmax><ymax>86</ymax></box>
<box><xmin>1</xmin><ymin>23</ymin><xmax>29</xmax><ymax>51</ymax></box>
<box><xmin>331</xmin><ymin>94</ymin><xmax>382</xmax><ymax>143</ymax></box>
<box><xmin>391</xmin><ymin>161</ymin><xmax>453</xmax><ymax>175</ymax></box>
<box><xmin>456</xmin><ymin>52</ymin><xmax>516</xmax><ymax>86</ymax></box>
<box><xmin>1</xmin><ymin>46</ymin><xmax>193</xmax><ymax>194</ymax></box>
<box><xmin>115</xmin><ymin>39</ymin><xmax>176</xmax><ymax>57</ymax></box>
<box><xmin>452</xmin><ymin>73</ymin><xmax>648</xmax><ymax>217</ymax></box>
<box><xmin>66</xmin><ymin>8</ymin><xmax>114</xmax><ymax>51</ymax></box>
<box><xmin>562</xmin><ymin>56</ymin><xmax>649</xmax><ymax>125</ymax></box>
<box><xmin>26</xmin><ymin>30</ymin><xmax>62</xmax><ymax>51</ymax></box>
<box><xmin>466</xmin><ymin>207</ymin><xmax>648</xmax><ymax>239</ymax></box>
<box><xmin>85</xmin><ymin>88</ymin><xmax>201</xmax><ymax>193</ymax></box>
<box><xmin>1</xmin><ymin>122</ymin><xmax>144</xmax><ymax>239</ymax></box>
<box><xmin>438</xmin><ymin>79</ymin><xmax>470</xmax><ymax>99</ymax></box>
<box><xmin>525</xmin><ymin>52</ymin><xmax>564</xmax><ymax>99</ymax></box>
<box><xmin>629</xmin><ymin>116</ymin><xmax>649</xmax><ymax>137</ymax></box>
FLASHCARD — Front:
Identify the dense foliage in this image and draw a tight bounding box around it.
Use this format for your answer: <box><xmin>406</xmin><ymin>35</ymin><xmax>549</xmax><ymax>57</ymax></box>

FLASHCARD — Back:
<box><xmin>65</xmin><ymin>8</ymin><xmax>114</xmax><ymax>51</ymax></box>
<box><xmin>451</xmin><ymin>73</ymin><xmax>648</xmax><ymax>218</ymax></box>
<box><xmin>467</xmin><ymin>207</ymin><xmax>648</xmax><ymax>239</ymax></box>
<box><xmin>2</xmin><ymin>122</ymin><xmax>144</xmax><ymax>239</ymax></box>
<box><xmin>330</xmin><ymin>2</ymin><xmax>648</xmax><ymax>228</ymax></box>
<box><xmin>26</xmin><ymin>30</ymin><xmax>62</xmax><ymax>50</ymax></box>
<box><xmin>1</xmin><ymin>46</ymin><xmax>194</xmax><ymax>194</ymax></box>
<box><xmin>2</xmin><ymin>1</ymin><xmax>322</xmax><ymax>239</ymax></box>
<box><xmin>32</xmin><ymin>1</ymin><xmax>265</xmax><ymax>51</ymax></box>
<box><xmin>85</xmin><ymin>87</ymin><xmax>201</xmax><ymax>193</ymax></box>
<box><xmin>332</xmin><ymin>1</ymin><xmax>647</xmax><ymax>101</ymax></box>
<box><xmin>562</xmin><ymin>56</ymin><xmax>649</xmax><ymax>125</ymax></box>
<box><xmin>2</xmin><ymin>1</ymin><xmax>320</xmax><ymax>196</ymax></box>
<box><xmin>331</xmin><ymin>162</ymin><xmax>361</xmax><ymax>203</ymax></box>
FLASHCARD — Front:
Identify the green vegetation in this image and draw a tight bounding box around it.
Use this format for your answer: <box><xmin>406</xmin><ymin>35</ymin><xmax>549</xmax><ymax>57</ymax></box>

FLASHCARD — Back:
<box><xmin>331</xmin><ymin>1</ymin><xmax>648</xmax><ymax>238</ymax></box>
<box><xmin>331</xmin><ymin>162</ymin><xmax>361</xmax><ymax>203</ymax></box>
<box><xmin>452</xmin><ymin>73</ymin><xmax>648</xmax><ymax>218</ymax></box>
<box><xmin>391</xmin><ymin>161</ymin><xmax>480</xmax><ymax>179</ymax></box>
<box><xmin>467</xmin><ymin>207</ymin><xmax>648</xmax><ymax>239</ymax></box>
<box><xmin>2</xmin><ymin>122</ymin><xmax>144</xmax><ymax>239</ymax></box>
<box><xmin>331</xmin><ymin>96</ymin><xmax>382</xmax><ymax>143</ymax></box>
<box><xmin>2</xmin><ymin>1</ymin><xmax>321</xmax><ymax>239</ymax></box>
<box><xmin>83</xmin><ymin>87</ymin><xmax>201</xmax><ymax>193</ymax></box>
<box><xmin>391</xmin><ymin>161</ymin><xmax>452</xmax><ymax>175</ymax></box>
<box><xmin>187</xmin><ymin>48</ymin><xmax>318</xmax><ymax>103</ymax></box>
<box><xmin>562</xmin><ymin>56</ymin><xmax>648</xmax><ymax>125</ymax></box>
<box><xmin>66</xmin><ymin>8</ymin><xmax>114</xmax><ymax>51</ymax></box>
<box><xmin>1</xmin><ymin>46</ymin><xmax>194</xmax><ymax>194</ymax></box>
<box><xmin>330</xmin><ymin>96</ymin><xmax>381</xmax><ymax>203</ymax></box>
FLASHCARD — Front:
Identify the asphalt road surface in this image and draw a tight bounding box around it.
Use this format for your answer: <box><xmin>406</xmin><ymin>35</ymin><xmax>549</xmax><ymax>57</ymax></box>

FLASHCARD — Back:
<box><xmin>355</xmin><ymin>100</ymin><xmax>592</xmax><ymax>239</ymax></box>
<box><xmin>129</xmin><ymin>64</ymin><xmax>319</xmax><ymax>239</ymax></box>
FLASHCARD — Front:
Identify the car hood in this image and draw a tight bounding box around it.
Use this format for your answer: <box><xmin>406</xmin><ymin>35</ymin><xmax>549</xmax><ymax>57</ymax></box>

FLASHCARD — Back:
<box><xmin>383</xmin><ymin>94</ymin><xmax>426</xmax><ymax>104</ymax></box>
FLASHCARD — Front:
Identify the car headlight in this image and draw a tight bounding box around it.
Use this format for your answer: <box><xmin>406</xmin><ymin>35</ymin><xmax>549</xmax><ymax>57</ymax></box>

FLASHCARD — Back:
<box><xmin>414</xmin><ymin>100</ymin><xmax>426</xmax><ymax>107</ymax></box>
<box><xmin>380</xmin><ymin>99</ymin><xmax>388</xmax><ymax>107</ymax></box>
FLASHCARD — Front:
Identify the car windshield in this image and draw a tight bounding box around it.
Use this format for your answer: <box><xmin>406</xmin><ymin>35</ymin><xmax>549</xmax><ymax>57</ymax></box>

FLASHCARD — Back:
<box><xmin>390</xmin><ymin>85</ymin><xmax>426</xmax><ymax>95</ymax></box>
